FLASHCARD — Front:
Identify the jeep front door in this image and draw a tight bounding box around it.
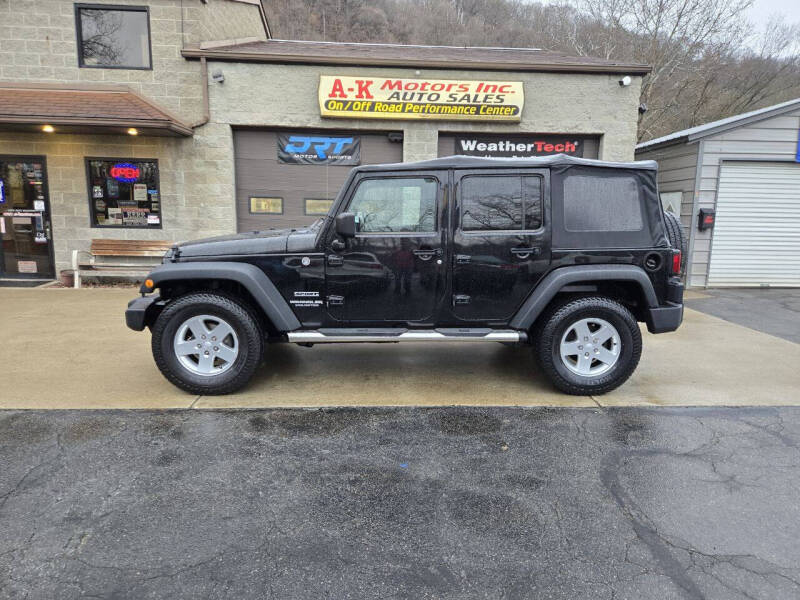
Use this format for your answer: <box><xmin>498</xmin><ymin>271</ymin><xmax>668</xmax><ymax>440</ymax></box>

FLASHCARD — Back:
<box><xmin>326</xmin><ymin>172</ymin><xmax>446</xmax><ymax>323</ymax></box>
<box><xmin>451</xmin><ymin>169</ymin><xmax>551</xmax><ymax>321</ymax></box>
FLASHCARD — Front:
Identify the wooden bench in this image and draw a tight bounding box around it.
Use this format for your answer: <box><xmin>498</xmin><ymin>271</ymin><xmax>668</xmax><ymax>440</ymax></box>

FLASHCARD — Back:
<box><xmin>71</xmin><ymin>239</ymin><xmax>172</xmax><ymax>288</ymax></box>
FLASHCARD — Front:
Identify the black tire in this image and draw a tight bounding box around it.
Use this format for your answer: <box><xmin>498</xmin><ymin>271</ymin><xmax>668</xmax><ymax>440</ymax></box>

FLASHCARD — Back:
<box><xmin>663</xmin><ymin>211</ymin><xmax>686</xmax><ymax>274</ymax></box>
<box><xmin>151</xmin><ymin>292</ymin><xmax>264</xmax><ymax>395</ymax></box>
<box><xmin>533</xmin><ymin>296</ymin><xmax>642</xmax><ymax>395</ymax></box>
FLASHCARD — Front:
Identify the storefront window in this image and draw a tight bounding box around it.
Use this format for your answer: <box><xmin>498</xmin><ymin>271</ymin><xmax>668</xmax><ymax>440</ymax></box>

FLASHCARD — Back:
<box><xmin>86</xmin><ymin>159</ymin><xmax>161</xmax><ymax>228</ymax></box>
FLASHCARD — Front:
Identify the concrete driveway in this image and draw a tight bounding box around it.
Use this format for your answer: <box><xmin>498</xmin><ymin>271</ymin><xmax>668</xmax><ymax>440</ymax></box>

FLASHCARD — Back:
<box><xmin>1</xmin><ymin>287</ymin><xmax>799</xmax><ymax>409</ymax></box>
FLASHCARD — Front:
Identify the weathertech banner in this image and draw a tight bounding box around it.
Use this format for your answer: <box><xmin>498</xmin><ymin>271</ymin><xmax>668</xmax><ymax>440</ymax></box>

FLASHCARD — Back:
<box><xmin>454</xmin><ymin>134</ymin><xmax>585</xmax><ymax>157</ymax></box>
<box><xmin>319</xmin><ymin>76</ymin><xmax>524</xmax><ymax>121</ymax></box>
<box><xmin>277</xmin><ymin>133</ymin><xmax>361</xmax><ymax>165</ymax></box>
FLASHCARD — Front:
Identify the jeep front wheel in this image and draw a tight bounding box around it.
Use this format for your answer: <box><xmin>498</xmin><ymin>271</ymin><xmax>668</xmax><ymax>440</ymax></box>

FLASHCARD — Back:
<box><xmin>534</xmin><ymin>296</ymin><xmax>642</xmax><ymax>395</ymax></box>
<box><xmin>151</xmin><ymin>292</ymin><xmax>263</xmax><ymax>395</ymax></box>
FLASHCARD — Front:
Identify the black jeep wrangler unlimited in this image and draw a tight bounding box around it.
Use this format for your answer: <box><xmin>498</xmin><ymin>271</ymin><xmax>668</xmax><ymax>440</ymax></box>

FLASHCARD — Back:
<box><xmin>126</xmin><ymin>155</ymin><xmax>684</xmax><ymax>396</ymax></box>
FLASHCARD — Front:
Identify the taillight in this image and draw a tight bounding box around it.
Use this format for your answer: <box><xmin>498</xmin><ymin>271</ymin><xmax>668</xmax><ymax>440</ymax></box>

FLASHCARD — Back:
<box><xmin>671</xmin><ymin>250</ymin><xmax>682</xmax><ymax>274</ymax></box>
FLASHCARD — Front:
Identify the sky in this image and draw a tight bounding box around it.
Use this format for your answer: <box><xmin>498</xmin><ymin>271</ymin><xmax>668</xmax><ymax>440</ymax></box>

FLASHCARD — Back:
<box><xmin>747</xmin><ymin>0</ymin><xmax>800</xmax><ymax>26</ymax></box>
<box><xmin>535</xmin><ymin>0</ymin><xmax>800</xmax><ymax>26</ymax></box>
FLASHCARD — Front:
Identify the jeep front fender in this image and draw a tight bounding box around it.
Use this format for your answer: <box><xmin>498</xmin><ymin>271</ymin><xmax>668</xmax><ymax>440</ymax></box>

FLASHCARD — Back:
<box><xmin>510</xmin><ymin>265</ymin><xmax>659</xmax><ymax>331</ymax></box>
<box><xmin>141</xmin><ymin>262</ymin><xmax>301</xmax><ymax>332</ymax></box>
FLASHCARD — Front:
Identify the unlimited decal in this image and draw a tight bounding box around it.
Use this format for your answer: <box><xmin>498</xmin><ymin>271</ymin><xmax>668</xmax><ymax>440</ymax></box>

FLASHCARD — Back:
<box><xmin>319</xmin><ymin>76</ymin><xmax>524</xmax><ymax>121</ymax></box>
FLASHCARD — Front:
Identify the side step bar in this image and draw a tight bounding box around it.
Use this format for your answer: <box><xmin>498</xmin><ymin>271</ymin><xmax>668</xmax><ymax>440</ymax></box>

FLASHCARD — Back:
<box><xmin>287</xmin><ymin>328</ymin><xmax>526</xmax><ymax>344</ymax></box>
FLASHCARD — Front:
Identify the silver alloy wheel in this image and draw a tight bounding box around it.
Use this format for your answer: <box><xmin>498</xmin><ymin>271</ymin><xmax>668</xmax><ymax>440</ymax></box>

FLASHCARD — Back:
<box><xmin>559</xmin><ymin>317</ymin><xmax>621</xmax><ymax>377</ymax></box>
<box><xmin>173</xmin><ymin>314</ymin><xmax>239</xmax><ymax>376</ymax></box>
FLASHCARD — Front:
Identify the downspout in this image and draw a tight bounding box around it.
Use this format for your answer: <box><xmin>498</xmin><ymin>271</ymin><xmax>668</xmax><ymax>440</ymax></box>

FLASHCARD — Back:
<box><xmin>192</xmin><ymin>56</ymin><xmax>210</xmax><ymax>129</ymax></box>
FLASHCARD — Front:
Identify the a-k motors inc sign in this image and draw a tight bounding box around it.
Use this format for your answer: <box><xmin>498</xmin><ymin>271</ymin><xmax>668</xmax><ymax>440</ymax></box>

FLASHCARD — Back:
<box><xmin>319</xmin><ymin>76</ymin><xmax>524</xmax><ymax>121</ymax></box>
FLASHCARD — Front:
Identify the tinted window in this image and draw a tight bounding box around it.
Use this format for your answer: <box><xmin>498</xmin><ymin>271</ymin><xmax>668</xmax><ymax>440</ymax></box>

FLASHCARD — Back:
<box><xmin>462</xmin><ymin>175</ymin><xmax>542</xmax><ymax>231</ymax></box>
<box><xmin>563</xmin><ymin>175</ymin><xmax>642</xmax><ymax>232</ymax></box>
<box><xmin>77</xmin><ymin>6</ymin><xmax>151</xmax><ymax>68</ymax></box>
<box><xmin>348</xmin><ymin>177</ymin><xmax>437</xmax><ymax>233</ymax></box>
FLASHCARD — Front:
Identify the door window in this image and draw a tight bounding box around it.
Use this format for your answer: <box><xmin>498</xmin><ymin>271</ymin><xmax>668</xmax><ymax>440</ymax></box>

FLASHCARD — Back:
<box><xmin>347</xmin><ymin>177</ymin><xmax>437</xmax><ymax>233</ymax></box>
<box><xmin>462</xmin><ymin>175</ymin><xmax>542</xmax><ymax>231</ymax></box>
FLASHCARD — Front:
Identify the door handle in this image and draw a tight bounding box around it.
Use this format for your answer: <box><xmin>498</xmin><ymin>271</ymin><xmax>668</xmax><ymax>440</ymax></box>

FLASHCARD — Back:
<box><xmin>455</xmin><ymin>254</ymin><xmax>471</xmax><ymax>264</ymax></box>
<box><xmin>413</xmin><ymin>249</ymin><xmax>440</xmax><ymax>261</ymax></box>
<box><xmin>510</xmin><ymin>247</ymin><xmax>541</xmax><ymax>259</ymax></box>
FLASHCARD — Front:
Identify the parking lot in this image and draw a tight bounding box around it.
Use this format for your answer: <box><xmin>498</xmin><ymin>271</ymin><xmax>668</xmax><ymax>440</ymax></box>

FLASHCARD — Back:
<box><xmin>2</xmin><ymin>406</ymin><xmax>799</xmax><ymax>599</ymax></box>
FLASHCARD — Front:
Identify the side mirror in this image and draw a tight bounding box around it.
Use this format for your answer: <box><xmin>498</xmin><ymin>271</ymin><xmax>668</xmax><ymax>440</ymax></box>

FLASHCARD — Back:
<box><xmin>335</xmin><ymin>212</ymin><xmax>357</xmax><ymax>238</ymax></box>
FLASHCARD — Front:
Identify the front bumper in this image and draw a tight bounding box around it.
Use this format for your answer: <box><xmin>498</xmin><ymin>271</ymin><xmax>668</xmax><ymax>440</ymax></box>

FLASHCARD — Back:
<box><xmin>125</xmin><ymin>295</ymin><xmax>160</xmax><ymax>331</ymax></box>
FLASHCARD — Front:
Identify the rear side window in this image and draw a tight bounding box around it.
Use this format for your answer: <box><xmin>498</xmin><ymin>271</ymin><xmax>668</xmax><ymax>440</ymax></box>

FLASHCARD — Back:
<box><xmin>563</xmin><ymin>175</ymin><xmax>642</xmax><ymax>232</ymax></box>
<box><xmin>461</xmin><ymin>175</ymin><xmax>542</xmax><ymax>231</ymax></box>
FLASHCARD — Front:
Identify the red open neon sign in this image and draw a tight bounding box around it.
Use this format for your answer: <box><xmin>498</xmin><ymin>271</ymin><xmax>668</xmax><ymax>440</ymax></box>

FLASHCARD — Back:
<box><xmin>110</xmin><ymin>163</ymin><xmax>140</xmax><ymax>183</ymax></box>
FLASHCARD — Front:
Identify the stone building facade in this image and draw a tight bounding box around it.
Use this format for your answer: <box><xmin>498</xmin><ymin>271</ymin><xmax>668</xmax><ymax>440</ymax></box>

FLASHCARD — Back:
<box><xmin>0</xmin><ymin>0</ymin><xmax>648</xmax><ymax>278</ymax></box>
<box><xmin>0</xmin><ymin>0</ymin><xmax>267</xmax><ymax>276</ymax></box>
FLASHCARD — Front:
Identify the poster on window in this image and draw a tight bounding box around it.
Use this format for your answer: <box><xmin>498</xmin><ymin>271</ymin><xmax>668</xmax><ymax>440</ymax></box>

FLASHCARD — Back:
<box><xmin>278</xmin><ymin>134</ymin><xmax>361</xmax><ymax>165</ymax></box>
<box><xmin>122</xmin><ymin>207</ymin><xmax>148</xmax><ymax>226</ymax></box>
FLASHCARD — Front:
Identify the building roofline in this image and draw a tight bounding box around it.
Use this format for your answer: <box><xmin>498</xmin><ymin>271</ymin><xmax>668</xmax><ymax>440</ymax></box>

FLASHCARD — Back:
<box><xmin>636</xmin><ymin>97</ymin><xmax>800</xmax><ymax>151</ymax></box>
<box><xmin>181</xmin><ymin>39</ymin><xmax>652</xmax><ymax>75</ymax></box>
<box><xmin>0</xmin><ymin>82</ymin><xmax>194</xmax><ymax>136</ymax></box>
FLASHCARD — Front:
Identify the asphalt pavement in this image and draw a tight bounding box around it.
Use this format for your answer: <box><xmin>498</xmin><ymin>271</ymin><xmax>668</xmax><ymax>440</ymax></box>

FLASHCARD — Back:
<box><xmin>2</xmin><ymin>406</ymin><xmax>799</xmax><ymax>599</ymax></box>
<box><xmin>686</xmin><ymin>288</ymin><xmax>800</xmax><ymax>344</ymax></box>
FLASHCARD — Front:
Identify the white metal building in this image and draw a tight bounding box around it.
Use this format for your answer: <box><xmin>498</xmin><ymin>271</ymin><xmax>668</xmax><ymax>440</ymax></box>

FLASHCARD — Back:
<box><xmin>636</xmin><ymin>99</ymin><xmax>800</xmax><ymax>288</ymax></box>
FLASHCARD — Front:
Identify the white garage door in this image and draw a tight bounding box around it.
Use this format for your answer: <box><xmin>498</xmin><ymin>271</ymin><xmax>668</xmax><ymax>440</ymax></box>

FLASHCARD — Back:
<box><xmin>708</xmin><ymin>162</ymin><xmax>800</xmax><ymax>287</ymax></box>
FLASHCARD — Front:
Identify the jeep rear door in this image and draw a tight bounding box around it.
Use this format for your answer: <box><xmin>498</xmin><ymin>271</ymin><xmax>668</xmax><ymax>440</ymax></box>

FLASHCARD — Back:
<box><xmin>450</xmin><ymin>168</ymin><xmax>551</xmax><ymax>321</ymax></box>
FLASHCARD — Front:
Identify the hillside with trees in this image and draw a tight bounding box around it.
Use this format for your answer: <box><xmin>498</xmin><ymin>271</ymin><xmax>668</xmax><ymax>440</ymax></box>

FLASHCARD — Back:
<box><xmin>263</xmin><ymin>0</ymin><xmax>800</xmax><ymax>142</ymax></box>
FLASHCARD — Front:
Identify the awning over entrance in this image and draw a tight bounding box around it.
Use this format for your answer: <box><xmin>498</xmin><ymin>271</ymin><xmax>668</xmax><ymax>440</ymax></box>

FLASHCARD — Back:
<box><xmin>0</xmin><ymin>84</ymin><xmax>194</xmax><ymax>137</ymax></box>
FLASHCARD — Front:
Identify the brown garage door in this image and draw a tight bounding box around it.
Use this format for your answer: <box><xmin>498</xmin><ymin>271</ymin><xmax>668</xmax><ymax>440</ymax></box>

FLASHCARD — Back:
<box><xmin>234</xmin><ymin>129</ymin><xmax>403</xmax><ymax>232</ymax></box>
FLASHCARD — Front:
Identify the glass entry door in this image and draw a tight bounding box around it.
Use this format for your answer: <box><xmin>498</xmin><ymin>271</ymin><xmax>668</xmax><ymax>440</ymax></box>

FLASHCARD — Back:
<box><xmin>0</xmin><ymin>157</ymin><xmax>54</xmax><ymax>278</ymax></box>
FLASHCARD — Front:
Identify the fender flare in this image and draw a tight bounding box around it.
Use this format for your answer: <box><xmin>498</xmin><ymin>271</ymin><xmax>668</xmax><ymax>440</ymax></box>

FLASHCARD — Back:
<box><xmin>142</xmin><ymin>261</ymin><xmax>301</xmax><ymax>332</ymax></box>
<box><xmin>509</xmin><ymin>264</ymin><xmax>658</xmax><ymax>330</ymax></box>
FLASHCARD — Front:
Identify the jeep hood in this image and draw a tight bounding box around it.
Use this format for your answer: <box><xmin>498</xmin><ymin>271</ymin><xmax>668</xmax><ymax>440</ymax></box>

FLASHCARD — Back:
<box><xmin>174</xmin><ymin>225</ymin><xmax>320</xmax><ymax>258</ymax></box>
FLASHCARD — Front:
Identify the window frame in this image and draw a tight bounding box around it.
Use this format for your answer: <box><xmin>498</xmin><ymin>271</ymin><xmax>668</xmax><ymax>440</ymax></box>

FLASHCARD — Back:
<box><xmin>75</xmin><ymin>3</ymin><xmax>153</xmax><ymax>71</ymax></box>
<box><xmin>248</xmin><ymin>196</ymin><xmax>284</xmax><ymax>215</ymax></box>
<box><xmin>344</xmin><ymin>174</ymin><xmax>440</xmax><ymax>237</ymax></box>
<box><xmin>85</xmin><ymin>157</ymin><xmax>162</xmax><ymax>229</ymax></box>
<box><xmin>459</xmin><ymin>173</ymin><xmax>545</xmax><ymax>235</ymax></box>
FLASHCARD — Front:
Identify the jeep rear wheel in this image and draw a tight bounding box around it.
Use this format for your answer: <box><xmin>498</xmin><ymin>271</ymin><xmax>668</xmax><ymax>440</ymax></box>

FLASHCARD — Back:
<box><xmin>151</xmin><ymin>292</ymin><xmax>263</xmax><ymax>395</ymax></box>
<box><xmin>534</xmin><ymin>296</ymin><xmax>641</xmax><ymax>395</ymax></box>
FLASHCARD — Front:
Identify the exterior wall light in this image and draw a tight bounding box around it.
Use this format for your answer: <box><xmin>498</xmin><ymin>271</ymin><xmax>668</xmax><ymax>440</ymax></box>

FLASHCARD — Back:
<box><xmin>127</xmin><ymin>128</ymin><xmax>138</xmax><ymax>135</ymax></box>
<box><xmin>42</xmin><ymin>124</ymin><xmax>55</xmax><ymax>133</ymax></box>
<box><xmin>619</xmin><ymin>76</ymin><xmax>632</xmax><ymax>87</ymax></box>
